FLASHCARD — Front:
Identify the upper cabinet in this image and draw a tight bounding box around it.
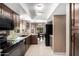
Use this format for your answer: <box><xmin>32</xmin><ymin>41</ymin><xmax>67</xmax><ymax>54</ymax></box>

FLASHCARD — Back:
<box><xmin>0</xmin><ymin>3</ymin><xmax>30</xmax><ymax>35</ymax></box>
<box><xmin>2</xmin><ymin>4</ymin><xmax>10</xmax><ymax>18</ymax></box>
<box><xmin>0</xmin><ymin>4</ymin><xmax>2</xmax><ymax>13</ymax></box>
<box><xmin>0</xmin><ymin>3</ymin><xmax>20</xmax><ymax>33</ymax></box>
<box><xmin>0</xmin><ymin>4</ymin><xmax>19</xmax><ymax>21</ymax></box>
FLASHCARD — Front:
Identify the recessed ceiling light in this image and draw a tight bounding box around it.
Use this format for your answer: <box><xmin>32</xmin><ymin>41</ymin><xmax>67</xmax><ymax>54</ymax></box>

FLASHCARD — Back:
<box><xmin>35</xmin><ymin>11</ymin><xmax>44</xmax><ymax>15</ymax></box>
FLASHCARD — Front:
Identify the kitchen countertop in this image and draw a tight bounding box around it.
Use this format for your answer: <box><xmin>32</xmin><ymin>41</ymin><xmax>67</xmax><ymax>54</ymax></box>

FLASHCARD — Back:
<box><xmin>7</xmin><ymin>34</ymin><xmax>31</xmax><ymax>45</ymax></box>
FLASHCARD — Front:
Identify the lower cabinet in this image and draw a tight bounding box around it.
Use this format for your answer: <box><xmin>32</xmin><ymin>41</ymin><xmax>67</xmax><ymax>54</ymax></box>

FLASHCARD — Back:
<box><xmin>25</xmin><ymin>36</ymin><xmax>31</xmax><ymax>52</ymax></box>
<box><xmin>5</xmin><ymin>45</ymin><xmax>22</xmax><ymax>56</ymax></box>
<box><xmin>3</xmin><ymin>40</ymin><xmax>26</xmax><ymax>56</ymax></box>
<box><xmin>20</xmin><ymin>40</ymin><xmax>26</xmax><ymax>56</ymax></box>
<box><xmin>30</xmin><ymin>35</ymin><xmax>38</xmax><ymax>44</ymax></box>
<box><xmin>2</xmin><ymin>35</ymin><xmax>33</xmax><ymax>56</ymax></box>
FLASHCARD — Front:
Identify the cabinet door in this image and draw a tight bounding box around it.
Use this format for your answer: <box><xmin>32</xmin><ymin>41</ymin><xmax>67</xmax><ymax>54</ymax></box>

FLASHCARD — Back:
<box><xmin>30</xmin><ymin>35</ymin><xmax>38</xmax><ymax>44</ymax></box>
<box><xmin>28</xmin><ymin>36</ymin><xmax>30</xmax><ymax>47</ymax></box>
<box><xmin>4</xmin><ymin>45</ymin><xmax>21</xmax><ymax>56</ymax></box>
<box><xmin>2</xmin><ymin>4</ymin><xmax>10</xmax><ymax>18</ymax></box>
<box><xmin>25</xmin><ymin>37</ymin><xmax>30</xmax><ymax>51</ymax></box>
<box><xmin>0</xmin><ymin>4</ymin><xmax>2</xmax><ymax>13</ymax></box>
<box><xmin>4</xmin><ymin>41</ymin><xmax>25</xmax><ymax>56</ymax></box>
<box><xmin>20</xmin><ymin>40</ymin><xmax>26</xmax><ymax>56</ymax></box>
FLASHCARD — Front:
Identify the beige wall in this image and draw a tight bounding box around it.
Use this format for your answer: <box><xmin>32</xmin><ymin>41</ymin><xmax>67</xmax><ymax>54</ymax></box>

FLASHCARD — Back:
<box><xmin>54</xmin><ymin>15</ymin><xmax>66</xmax><ymax>52</ymax></box>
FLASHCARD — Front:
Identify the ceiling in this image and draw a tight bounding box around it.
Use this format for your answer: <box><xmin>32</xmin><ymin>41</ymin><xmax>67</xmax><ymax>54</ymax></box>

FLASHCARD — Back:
<box><xmin>25</xmin><ymin>3</ymin><xmax>53</xmax><ymax>20</ymax></box>
<box><xmin>53</xmin><ymin>3</ymin><xmax>66</xmax><ymax>15</ymax></box>
<box><xmin>4</xmin><ymin>3</ymin><xmax>66</xmax><ymax>23</ymax></box>
<box><xmin>4</xmin><ymin>3</ymin><xmax>26</xmax><ymax>15</ymax></box>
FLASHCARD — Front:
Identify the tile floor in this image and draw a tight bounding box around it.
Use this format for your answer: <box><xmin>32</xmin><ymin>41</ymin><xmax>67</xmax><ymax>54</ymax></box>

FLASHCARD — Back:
<box><xmin>25</xmin><ymin>37</ymin><xmax>66</xmax><ymax>56</ymax></box>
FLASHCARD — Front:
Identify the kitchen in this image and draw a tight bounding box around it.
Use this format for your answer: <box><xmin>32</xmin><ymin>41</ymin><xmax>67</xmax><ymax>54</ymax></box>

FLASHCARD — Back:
<box><xmin>0</xmin><ymin>3</ymin><xmax>67</xmax><ymax>56</ymax></box>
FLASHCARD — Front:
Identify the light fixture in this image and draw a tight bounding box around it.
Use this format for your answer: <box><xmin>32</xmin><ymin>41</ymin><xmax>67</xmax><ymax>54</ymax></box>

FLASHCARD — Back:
<box><xmin>30</xmin><ymin>19</ymin><xmax>47</xmax><ymax>23</ymax></box>
<box><xmin>36</xmin><ymin>12</ymin><xmax>42</xmax><ymax>15</ymax></box>
<box><xmin>20</xmin><ymin>14</ymin><xmax>31</xmax><ymax>21</ymax></box>
<box><xmin>35</xmin><ymin>4</ymin><xmax>44</xmax><ymax>10</ymax></box>
<box><xmin>35</xmin><ymin>11</ymin><xmax>44</xmax><ymax>15</ymax></box>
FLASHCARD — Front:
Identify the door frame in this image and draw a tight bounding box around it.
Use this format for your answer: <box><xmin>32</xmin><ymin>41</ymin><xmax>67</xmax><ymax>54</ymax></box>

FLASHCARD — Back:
<box><xmin>70</xmin><ymin>3</ymin><xmax>75</xmax><ymax>56</ymax></box>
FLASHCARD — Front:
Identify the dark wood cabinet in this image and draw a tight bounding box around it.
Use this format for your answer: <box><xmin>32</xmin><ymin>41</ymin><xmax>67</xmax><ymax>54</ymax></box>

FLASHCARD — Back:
<box><xmin>0</xmin><ymin>3</ymin><xmax>20</xmax><ymax>33</ymax></box>
<box><xmin>5</xmin><ymin>44</ymin><xmax>22</xmax><ymax>56</ymax></box>
<box><xmin>2</xmin><ymin>40</ymin><xmax>26</xmax><ymax>56</ymax></box>
<box><xmin>4</xmin><ymin>42</ymin><xmax>23</xmax><ymax>56</ymax></box>
<box><xmin>20</xmin><ymin>40</ymin><xmax>26</xmax><ymax>56</ymax></box>
<box><xmin>25</xmin><ymin>36</ymin><xmax>31</xmax><ymax>52</ymax></box>
<box><xmin>30</xmin><ymin>35</ymin><xmax>38</xmax><ymax>44</ymax></box>
<box><xmin>0</xmin><ymin>4</ymin><xmax>2</xmax><ymax>13</ymax></box>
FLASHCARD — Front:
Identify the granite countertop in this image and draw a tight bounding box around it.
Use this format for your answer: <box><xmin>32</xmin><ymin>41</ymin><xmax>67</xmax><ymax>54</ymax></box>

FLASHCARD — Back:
<box><xmin>7</xmin><ymin>37</ymin><xmax>26</xmax><ymax>45</ymax></box>
<box><xmin>7</xmin><ymin>34</ymin><xmax>31</xmax><ymax>44</ymax></box>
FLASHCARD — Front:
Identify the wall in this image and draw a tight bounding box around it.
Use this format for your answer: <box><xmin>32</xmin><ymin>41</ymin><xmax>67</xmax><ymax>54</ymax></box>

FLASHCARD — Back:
<box><xmin>54</xmin><ymin>15</ymin><xmax>66</xmax><ymax>52</ymax></box>
<box><xmin>66</xmin><ymin>4</ymin><xmax>70</xmax><ymax>56</ymax></box>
